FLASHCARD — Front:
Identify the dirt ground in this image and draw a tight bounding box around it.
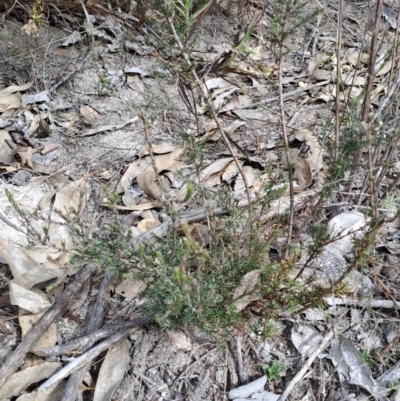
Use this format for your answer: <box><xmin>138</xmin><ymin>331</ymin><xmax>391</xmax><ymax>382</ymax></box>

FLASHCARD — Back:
<box><xmin>1</xmin><ymin>1</ymin><xmax>400</xmax><ymax>400</ymax></box>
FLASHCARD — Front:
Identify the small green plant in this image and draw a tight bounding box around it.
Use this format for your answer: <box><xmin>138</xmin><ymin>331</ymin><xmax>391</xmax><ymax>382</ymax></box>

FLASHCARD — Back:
<box><xmin>262</xmin><ymin>361</ymin><xmax>286</xmax><ymax>381</ymax></box>
<box><xmin>361</xmin><ymin>349</ymin><xmax>374</xmax><ymax>367</ymax></box>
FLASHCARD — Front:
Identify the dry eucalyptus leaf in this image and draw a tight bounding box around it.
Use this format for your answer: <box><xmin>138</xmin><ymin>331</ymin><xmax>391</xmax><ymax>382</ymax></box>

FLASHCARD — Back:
<box><xmin>41</xmin><ymin>143</ymin><xmax>60</xmax><ymax>154</ymax></box>
<box><xmin>0</xmin><ymin>130</ymin><xmax>13</xmax><ymax>164</ymax></box>
<box><xmin>0</xmin><ymin>362</ymin><xmax>62</xmax><ymax>400</ymax></box>
<box><xmin>308</xmin><ymin>53</ymin><xmax>327</xmax><ymax>76</ymax></box>
<box><xmin>114</xmin><ymin>279</ymin><xmax>147</xmax><ymax>299</ymax></box>
<box><xmin>288</xmin><ymin>149</ymin><xmax>312</xmax><ymax>187</ymax></box>
<box><xmin>16</xmin><ymin>381</ymin><xmax>66</xmax><ymax>401</ymax></box>
<box><xmin>291</xmin><ymin>324</ymin><xmax>323</xmax><ymax>357</ymax></box>
<box><xmin>93</xmin><ymin>339</ymin><xmax>130</xmax><ymax>401</ymax></box>
<box><xmin>117</xmin><ymin>158</ymin><xmax>151</xmax><ymax>193</ymax></box>
<box><xmin>233</xmin><ymin>269</ymin><xmax>262</xmax><ymax>312</ymax></box>
<box><xmin>137</xmin><ymin>170</ymin><xmax>162</xmax><ymax>201</ymax></box>
<box><xmin>19</xmin><ymin>313</ymin><xmax>57</xmax><ymax>354</ymax></box>
<box><xmin>0</xmin><ymin>238</ymin><xmax>65</xmax><ymax>288</ymax></box>
<box><xmin>190</xmin><ymin>224</ymin><xmax>211</xmax><ymax>246</ymax></box>
<box><xmin>138</xmin><ymin>142</ymin><xmax>177</xmax><ymax>157</ymax></box>
<box><xmin>9</xmin><ymin>283</ymin><xmax>52</xmax><ymax>314</ymax></box>
<box><xmin>127</xmin><ymin>74</ymin><xmax>145</xmax><ymax>93</ymax></box>
<box><xmin>234</xmin><ymin>166</ymin><xmax>255</xmax><ymax>193</ymax></box>
<box><xmin>137</xmin><ymin>218</ymin><xmax>160</xmax><ymax>233</ymax></box>
<box><xmin>330</xmin><ymin>337</ymin><xmax>379</xmax><ymax>395</ymax></box>
<box><xmin>293</xmin><ymin>129</ymin><xmax>325</xmax><ymax>174</ymax></box>
<box><xmin>17</xmin><ymin>147</ymin><xmax>39</xmax><ymax>169</ymax></box>
<box><xmin>199</xmin><ymin>157</ymin><xmax>233</xmax><ymax>181</ymax></box>
<box><xmin>80</xmin><ymin>105</ymin><xmax>101</xmax><ymax>126</ymax></box>
<box><xmin>222</xmin><ymin>161</ymin><xmax>241</xmax><ymax>182</ymax></box>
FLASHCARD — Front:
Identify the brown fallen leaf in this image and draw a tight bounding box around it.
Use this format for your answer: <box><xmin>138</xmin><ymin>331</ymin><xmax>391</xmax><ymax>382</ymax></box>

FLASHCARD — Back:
<box><xmin>17</xmin><ymin>147</ymin><xmax>39</xmax><ymax>169</ymax></box>
<box><xmin>137</xmin><ymin>218</ymin><xmax>160</xmax><ymax>233</ymax></box>
<box><xmin>288</xmin><ymin>149</ymin><xmax>312</xmax><ymax>187</ymax></box>
<box><xmin>80</xmin><ymin>105</ymin><xmax>101</xmax><ymax>126</ymax></box>
<box><xmin>137</xmin><ymin>169</ymin><xmax>162</xmax><ymax>201</ymax></box>
<box><xmin>41</xmin><ymin>143</ymin><xmax>60</xmax><ymax>154</ymax></box>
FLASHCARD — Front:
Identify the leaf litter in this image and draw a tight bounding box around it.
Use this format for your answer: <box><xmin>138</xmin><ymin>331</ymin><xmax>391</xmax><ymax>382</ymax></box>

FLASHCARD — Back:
<box><xmin>0</xmin><ymin>1</ymin><xmax>399</xmax><ymax>401</ymax></box>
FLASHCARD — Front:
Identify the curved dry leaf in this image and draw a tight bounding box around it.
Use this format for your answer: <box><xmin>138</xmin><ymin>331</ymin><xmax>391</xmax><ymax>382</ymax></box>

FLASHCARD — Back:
<box><xmin>288</xmin><ymin>149</ymin><xmax>312</xmax><ymax>187</ymax></box>
<box><xmin>190</xmin><ymin>223</ymin><xmax>211</xmax><ymax>246</ymax></box>
<box><xmin>80</xmin><ymin>105</ymin><xmax>100</xmax><ymax>126</ymax></box>
<box><xmin>199</xmin><ymin>157</ymin><xmax>233</xmax><ymax>181</ymax></box>
<box><xmin>0</xmin><ymin>362</ymin><xmax>62</xmax><ymax>400</ymax></box>
<box><xmin>16</xmin><ymin>382</ymin><xmax>66</xmax><ymax>401</ymax></box>
<box><xmin>154</xmin><ymin>147</ymin><xmax>185</xmax><ymax>171</ymax></box>
<box><xmin>234</xmin><ymin>166</ymin><xmax>255</xmax><ymax>193</ymax></box>
<box><xmin>115</xmin><ymin>279</ymin><xmax>147</xmax><ymax>298</ymax></box>
<box><xmin>0</xmin><ymin>129</ymin><xmax>13</xmax><ymax>164</ymax></box>
<box><xmin>0</xmin><ymin>238</ymin><xmax>65</xmax><ymax>288</ymax></box>
<box><xmin>17</xmin><ymin>147</ymin><xmax>39</xmax><ymax>169</ymax></box>
<box><xmin>137</xmin><ymin>218</ymin><xmax>160</xmax><ymax>233</ymax></box>
<box><xmin>222</xmin><ymin>160</ymin><xmax>241</xmax><ymax>182</ymax></box>
<box><xmin>41</xmin><ymin>143</ymin><xmax>60</xmax><ymax>155</ymax></box>
<box><xmin>93</xmin><ymin>339</ymin><xmax>130</xmax><ymax>401</ymax></box>
<box><xmin>9</xmin><ymin>282</ymin><xmax>52</xmax><ymax>314</ymax></box>
<box><xmin>0</xmin><ymin>92</ymin><xmax>22</xmax><ymax>112</ymax></box>
<box><xmin>117</xmin><ymin>158</ymin><xmax>151</xmax><ymax>193</ymax></box>
<box><xmin>205</xmin><ymin>171</ymin><xmax>223</xmax><ymax>187</ymax></box>
<box><xmin>293</xmin><ymin>129</ymin><xmax>325</xmax><ymax>173</ymax></box>
<box><xmin>0</xmin><ymin>76</ymin><xmax>34</xmax><ymax>96</ymax></box>
<box><xmin>137</xmin><ymin>170</ymin><xmax>162</xmax><ymax>201</ymax></box>
<box><xmin>51</xmin><ymin>178</ymin><xmax>91</xmax><ymax>223</ymax></box>
<box><xmin>138</xmin><ymin>142</ymin><xmax>177</xmax><ymax>157</ymax></box>
<box><xmin>308</xmin><ymin>53</ymin><xmax>327</xmax><ymax>76</ymax></box>
<box><xmin>19</xmin><ymin>312</ymin><xmax>57</xmax><ymax>354</ymax></box>
<box><xmin>233</xmin><ymin>269</ymin><xmax>262</xmax><ymax>311</ymax></box>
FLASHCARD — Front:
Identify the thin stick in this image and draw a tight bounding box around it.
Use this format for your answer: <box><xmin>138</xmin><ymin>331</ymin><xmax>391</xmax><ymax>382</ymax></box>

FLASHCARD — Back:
<box><xmin>277</xmin><ymin>327</ymin><xmax>335</xmax><ymax>401</ymax></box>
<box><xmin>167</xmin><ymin>16</ymin><xmax>253</xmax><ymax>214</ymax></box>
<box><xmin>61</xmin><ymin>272</ymin><xmax>116</xmax><ymax>401</ymax></box>
<box><xmin>39</xmin><ymin>328</ymin><xmax>135</xmax><ymax>391</ymax></box>
<box><xmin>334</xmin><ymin>0</ymin><xmax>344</xmax><ymax>162</ymax></box>
<box><xmin>36</xmin><ymin>316</ymin><xmax>155</xmax><ymax>357</ymax></box>
<box><xmin>0</xmin><ymin>264</ymin><xmax>97</xmax><ymax>389</ymax></box>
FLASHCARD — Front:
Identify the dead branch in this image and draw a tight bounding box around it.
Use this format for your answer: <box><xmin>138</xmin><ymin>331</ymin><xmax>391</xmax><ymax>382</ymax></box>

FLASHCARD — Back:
<box><xmin>0</xmin><ymin>263</ymin><xmax>97</xmax><ymax>389</ymax></box>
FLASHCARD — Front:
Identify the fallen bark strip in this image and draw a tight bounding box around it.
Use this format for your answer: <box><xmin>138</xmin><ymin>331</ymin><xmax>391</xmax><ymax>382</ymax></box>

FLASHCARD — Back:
<box><xmin>36</xmin><ymin>316</ymin><xmax>155</xmax><ymax>357</ymax></box>
<box><xmin>39</xmin><ymin>325</ymin><xmax>142</xmax><ymax>391</ymax></box>
<box><xmin>62</xmin><ymin>272</ymin><xmax>116</xmax><ymax>401</ymax></box>
<box><xmin>0</xmin><ymin>263</ymin><xmax>97</xmax><ymax>389</ymax></box>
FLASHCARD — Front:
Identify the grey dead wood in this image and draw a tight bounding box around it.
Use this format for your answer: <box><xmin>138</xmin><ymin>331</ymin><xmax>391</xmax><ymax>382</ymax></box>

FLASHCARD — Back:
<box><xmin>39</xmin><ymin>327</ymin><xmax>137</xmax><ymax>391</ymax></box>
<box><xmin>36</xmin><ymin>317</ymin><xmax>154</xmax><ymax>357</ymax></box>
<box><xmin>0</xmin><ymin>263</ymin><xmax>97</xmax><ymax>389</ymax></box>
<box><xmin>61</xmin><ymin>271</ymin><xmax>116</xmax><ymax>401</ymax></box>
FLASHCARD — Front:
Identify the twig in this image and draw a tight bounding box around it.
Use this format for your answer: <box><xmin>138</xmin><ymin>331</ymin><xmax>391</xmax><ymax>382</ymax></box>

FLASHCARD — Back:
<box><xmin>334</xmin><ymin>0</ymin><xmax>343</xmax><ymax>162</ymax></box>
<box><xmin>167</xmin><ymin>16</ymin><xmax>253</xmax><ymax>215</ymax></box>
<box><xmin>0</xmin><ymin>264</ymin><xmax>97</xmax><ymax>389</ymax></box>
<box><xmin>172</xmin><ymin>349</ymin><xmax>216</xmax><ymax>389</ymax></box>
<box><xmin>36</xmin><ymin>316</ymin><xmax>155</xmax><ymax>357</ymax></box>
<box><xmin>49</xmin><ymin>50</ymin><xmax>91</xmax><ymax>94</ymax></box>
<box><xmin>277</xmin><ymin>56</ymin><xmax>294</xmax><ymax>259</ymax></box>
<box><xmin>236</xmin><ymin>334</ymin><xmax>247</xmax><ymax>384</ymax></box>
<box><xmin>61</xmin><ymin>272</ymin><xmax>116</xmax><ymax>401</ymax></box>
<box><xmin>277</xmin><ymin>327</ymin><xmax>335</xmax><ymax>401</ymax></box>
<box><xmin>39</xmin><ymin>327</ymin><xmax>136</xmax><ymax>391</ymax></box>
<box><xmin>243</xmin><ymin>80</ymin><xmax>331</xmax><ymax>108</ymax></box>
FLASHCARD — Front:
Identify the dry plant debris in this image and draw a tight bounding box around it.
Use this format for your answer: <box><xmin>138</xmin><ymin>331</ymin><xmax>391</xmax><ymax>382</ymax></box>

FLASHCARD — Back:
<box><xmin>1</xmin><ymin>0</ymin><xmax>400</xmax><ymax>400</ymax></box>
